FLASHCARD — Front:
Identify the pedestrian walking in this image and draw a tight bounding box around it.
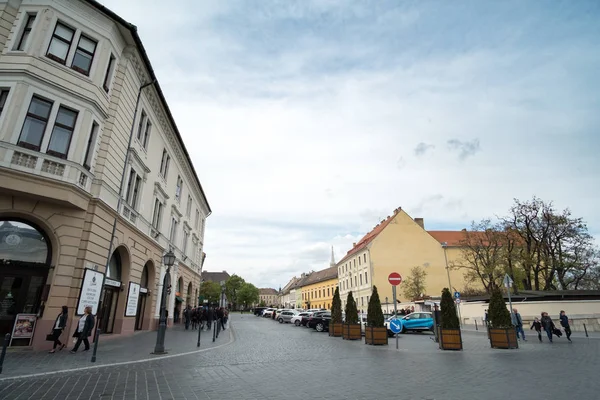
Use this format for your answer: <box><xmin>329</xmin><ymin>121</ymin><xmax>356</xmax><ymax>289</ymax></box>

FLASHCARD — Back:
<box><xmin>540</xmin><ymin>312</ymin><xmax>555</xmax><ymax>343</ymax></box>
<box><xmin>484</xmin><ymin>309</ymin><xmax>489</xmax><ymax>327</ymax></box>
<box><xmin>49</xmin><ymin>305</ymin><xmax>68</xmax><ymax>353</ymax></box>
<box><xmin>530</xmin><ymin>317</ymin><xmax>543</xmax><ymax>342</ymax></box>
<box><xmin>184</xmin><ymin>305</ymin><xmax>191</xmax><ymax>330</ymax></box>
<box><xmin>70</xmin><ymin>306</ymin><xmax>95</xmax><ymax>353</ymax></box>
<box><xmin>559</xmin><ymin>310</ymin><xmax>572</xmax><ymax>342</ymax></box>
<box><xmin>512</xmin><ymin>308</ymin><xmax>526</xmax><ymax>341</ymax></box>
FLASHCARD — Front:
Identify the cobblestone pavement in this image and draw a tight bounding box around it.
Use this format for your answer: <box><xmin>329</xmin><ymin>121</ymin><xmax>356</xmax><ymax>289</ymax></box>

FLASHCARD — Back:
<box><xmin>0</xmin><ymin>323</ymin><xmax>230</xmax><ymax>379</ymax></box>
<box><xmin>0</xmin><ymin>313</ymin><xmax>598</xmax><ymax>399</ymax></box>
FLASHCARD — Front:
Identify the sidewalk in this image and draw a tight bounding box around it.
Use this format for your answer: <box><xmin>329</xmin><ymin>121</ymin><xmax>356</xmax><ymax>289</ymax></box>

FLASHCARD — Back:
<box><xmin>0</xmin><ymin>323</ymin><xmax>231</xmax><ymax>379</ymax></box>
<box><xmin>460</xmin><ymin>324</ymin><xmax>600</xmax><ymax>339</ymax></box>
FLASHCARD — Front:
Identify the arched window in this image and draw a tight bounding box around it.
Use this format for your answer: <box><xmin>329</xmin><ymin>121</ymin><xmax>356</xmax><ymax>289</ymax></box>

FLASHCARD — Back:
<box><xmin>108</xmin><ymin>251</ymin><xmax>122</xmax><ymax>280</ymax></box>
<box><xmin>140</xmin><ymin>263</ymin><xmax>149</xmax><ymax>288</ymax></box>
<box><xmin>0</xmin><ymin>220</ymin><xmax>50</xmax><ymax>264</ymax></box>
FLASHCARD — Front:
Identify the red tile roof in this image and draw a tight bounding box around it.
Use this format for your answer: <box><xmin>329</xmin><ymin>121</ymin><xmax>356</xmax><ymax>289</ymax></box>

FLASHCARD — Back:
<box><xmin>427</xmin><ymin>230</ymin><xmax>468</xmax><ymax>246</ymax></box>
<box><xmin>337</xmin><ymin>207</ymin><xmax>403</xmax><ymax>265</ymax></box>
<box><xmin>259</xmin><ymin>288</ymin><xmax>279</xmax><ymax>295</ymax></box>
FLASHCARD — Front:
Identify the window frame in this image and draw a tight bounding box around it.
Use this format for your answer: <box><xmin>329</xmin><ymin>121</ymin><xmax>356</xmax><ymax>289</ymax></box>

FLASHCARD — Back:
<box><xmin>142</xmin><ymin>119</ymin><xmax>151</xmax><ymax>149</ymax></box>
<box><xmin>0</xmin><ymin>89</ymin><xmax>10</xmax><ymax>117</ymax></box>
<box><xmin>17</xmin><ymin>95</ymin><xmax>54</xmax><ymax>152</ymax></box>
<box><xmin>83</xmin><ymin>121</ymin><xmax>99</xmax><ymax>170</ymax></box>
<box><xmin>136</xmin><ymin>110</ymin><xmax>147</xmax><ymax>142</ymax></box>
<box><xmin>46</xmin><ymin>21</ymin><xmax>75</xmax><ymax>65</ymax></box>
<box><xmin>15</xmin><ymin>13</ymin><xmax>37</xmax><ymax>51</ymax></box>
<box><xmin>103</xmin><ymin>54</ymin><xmax>116</xmax><ymax>92</ymax></box>
<box><xmin>151</xmin><ymin>198</ymin><xmax>164</xmax><ymax>230</ymax></box>
<box><xmin>46</xmin><ymin>105</ymin><xmax>78</xmax><ymax>159</ymax></box>
<box><xmin>71</xmin><ymin>33</ymin><xmax>97</xmax><ymax>76</ymax></box>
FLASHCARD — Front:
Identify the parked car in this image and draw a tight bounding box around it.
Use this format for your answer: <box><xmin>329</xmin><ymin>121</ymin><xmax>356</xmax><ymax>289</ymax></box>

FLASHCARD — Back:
<box><xmin>385</xmin><ymin>312</ymin><xmax>434</xmax><ymax>336</ymax></box>
<box><xmin>278</xmin><ymin>310</ymin><xmax>299</xmax><ymax>323</ymax></box>
<box><xmin>301</xmin><ymin>311</ymin><xmax>328</xmax><ymax>327</ymax></box>
<box><xmin>254</xmin><ymin>307</ymin><xmax>268</xmax><ymax>316</ymax></box>
<box><xmin>291</xmin><ymin>312</ymin><xmax>311</xmax><ymax>326</ymax></box>
<box><xmin>307</xmin><ymin>312</ymin><xmax>331</xmax><ymax>332</ymax></box>
<box><xmin>275</xmin><ymin>309</ymin><xmax>295</xmax><ymax>320</ymax></box>
<box><xmin>262</xmin><ymin>308</ymin><xmax>276</xmax><ymax>318</ymax></box>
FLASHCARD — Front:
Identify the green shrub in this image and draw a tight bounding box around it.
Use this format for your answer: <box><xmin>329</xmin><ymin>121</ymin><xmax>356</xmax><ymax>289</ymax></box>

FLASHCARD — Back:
<box><xmin>366</xmin><ymin>286</ymin><xmax>385</xmax><ymax>327</ymax></box>
<box><xmin>344</xmin><ymin>291</ymin><xmax>359</xmax><ymax>324</ymax></box>
<box><xmin>331</xmin><ymin>287</ymin><xmax>342</xmax><ymax>323</ymax></box>
<box><xmin>488</xmin><ymin>287</ymin><xmax>512</xmax><ymax>328</ymax></box>
<box><xmin>440</xmin><ymin>288</ymin><xmax>460</xmax><ymax>329</ymax></box>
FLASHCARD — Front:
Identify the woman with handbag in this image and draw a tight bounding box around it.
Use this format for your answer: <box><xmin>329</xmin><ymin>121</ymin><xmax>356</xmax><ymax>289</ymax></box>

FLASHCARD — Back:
<box><xmin>70</xmin><ymin>306</ymin><xmax>95</xmax><ymax>353</ymax></box>
<box><xmin>48</xmin><ymin>305</ymin><xmax>68</xmax><ymax>353</ymax></box>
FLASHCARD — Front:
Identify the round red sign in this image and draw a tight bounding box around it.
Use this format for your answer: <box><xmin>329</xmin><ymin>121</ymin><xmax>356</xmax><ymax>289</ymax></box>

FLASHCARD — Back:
<box><xmin>388</xmin><ymin>272</ymin><xmax>402</xmax><ymax>286</ymax></box>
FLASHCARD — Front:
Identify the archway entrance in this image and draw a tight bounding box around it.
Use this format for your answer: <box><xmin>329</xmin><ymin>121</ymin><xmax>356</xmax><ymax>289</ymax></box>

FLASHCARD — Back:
<box><xmin>135</xmin><ymin>262</ymin><xmax>150</xmax><ymax>331</ymax></box>
<box><xmin>0</xmin><ymin>220</ymin><xmax>51</xmax><ymax>345</ymax></box>
<box><xmin>99</xmin><ymin>250</ymin><xmax>122</xmax><ymax>334</ymax></box>
<box><xmin>186</xmin><ymin>282</ymin><xmax>192</xmax><ymax>308</ymax></box>
<box><xmin>174</xmin><ymin>277</ymin><xmax>183</xmax><ymax>323</ymax></box>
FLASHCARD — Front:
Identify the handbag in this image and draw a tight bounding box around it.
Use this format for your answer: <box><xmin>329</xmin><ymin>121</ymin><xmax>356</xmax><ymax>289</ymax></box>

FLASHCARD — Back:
<box><xmin>46</xmin><ymin>334</ymin><xmax>55</xmax><ymax>341</ymax></box>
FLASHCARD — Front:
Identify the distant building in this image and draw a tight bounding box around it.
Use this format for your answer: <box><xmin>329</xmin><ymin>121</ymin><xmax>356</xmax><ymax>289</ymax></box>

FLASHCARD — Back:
<box><xmin>297</xmin><ymin>249</ymin><xmax>339</xmax><ymax>310</ymax></box>
<box><xmin>259</xmin><ymin>288</ymin><xmax>279</xmax><ymax>306</ymax></box>
<box><xmin>201</xmin><ymin>270</ymin><xmax>230</xmax><ymax>306</ymax></box>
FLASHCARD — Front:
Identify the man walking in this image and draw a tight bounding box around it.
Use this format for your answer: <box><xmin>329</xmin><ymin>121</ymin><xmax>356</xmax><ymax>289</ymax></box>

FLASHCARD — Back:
<box><xmin>559</xmin><ymin>310</ymin><xmax>572</xmax><ymax>342</ymax></box>
<box><xmin>512</xmin><ymin>308</ymin><xmax>526</xmax><ymax>341</ymax></box>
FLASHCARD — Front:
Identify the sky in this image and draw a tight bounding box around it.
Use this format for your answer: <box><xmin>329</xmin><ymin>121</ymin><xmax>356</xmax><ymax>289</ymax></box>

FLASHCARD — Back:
<box><xmin>99</xmin><ymin>0</ymin><xmax>600</xmax><ymax>289</ymax></box>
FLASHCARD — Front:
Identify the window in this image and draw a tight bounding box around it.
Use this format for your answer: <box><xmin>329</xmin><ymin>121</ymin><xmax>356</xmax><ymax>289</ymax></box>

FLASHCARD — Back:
<box><xmin>359</xmin><ymin>257</ymin><xmax>361</xmax><ymax>266</ymax></box>
<box><xmin>364</xmin><ymin>272</ymin><xmax>368</xmax><ymax>284</ymax></box>
<box><xmin>136</xmin><ymin>111</ymin><xmax>147</xmax><ymax>142</ymax></box>
<box><xmin>186</xmin><ymin>195</ymin><xmax>192</xmax><ymax>217</ymax></box>
<box><xmin>159</xmin><ymin>149</ymin><xmax>170</xmax><ymax>178</ymax></box>
<box><xmin>103</xmin><ymin>54</ymin><xmax>116</xmax><ymax>92</ymax></box>
<box><xmin>83</xmin><ymin>121</ymin><xmax>98</xmax><ymax>170</ymax></box>
<box><xmin>18</xmin><ymin>96</ymin><xmax>53</xmax><ymax>151</ymax></box>
<box><xmin>47</xmin><ymin>106</ymin><xmax>77</xmax><ymax>159</ymax></box>
<box><xmin>182</xmin><ymin>230</ymin><xmax>189</xmax><ymax>255</ymax></box>
<box><xmin>151</xmin><ymin>198</ymin><xmax>164</xmax><ymax>230</ymax></box>
<box><xmin>0</xmin><ymin>89</ymin><xmax>9</xmax><ymax>116</ymax></box>
<box><xmin>16</xmin><ymin>14</ymin><xmax>36</xmax><ymax>51</ymax></box>
<box><xmin>354</xmin><ymin>276</ymin><xmax>357</xmax><ymax>286</ymax></box>
<box><xmin>142</xmin><ymin>120</ymin><xmax>151</xmax><ymax>149</ymax></box>
<box><xmin>169</xmin><ymin>217</ymin><xmax>178</xmax><ymax>243</ymax></box>
<box><xmin>125</xmin><ymin>169</ymin><xmax>142</xmax><ymax>209</ymax></box>
<box><xmin>194</xmin><ymin>209</ymin><xmax>200</xmax><ymax>230</ymax></box>
<box><xmin>71</xmin><ymin>34</ymin><xmax>97</xmax><ymax>75</ymax></box>
<box><xmin>175</xmin><ymin>175</ymin><xmax>183</xmax><ymax>202</ymax></box>
<box><xmin>364</xmin><ymin>254</ymin><xmax>366</xmax><ymax>263</ymax></box>
<box><xmin>47</xmin><ymin>22</ymin><xmax>74</xmax><ymax>64</ymax></box>
<box><xmin>360</xmin><ymin>274</ymin><xmax>363</xmax><ymax>285</ymax></box>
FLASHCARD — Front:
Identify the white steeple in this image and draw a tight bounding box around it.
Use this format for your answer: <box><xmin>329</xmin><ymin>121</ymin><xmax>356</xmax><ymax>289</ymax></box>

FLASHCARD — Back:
<box><xmin>330</xmin><ymin>246</ymin><xmax>336</xmax><ymax>267</ymax></box>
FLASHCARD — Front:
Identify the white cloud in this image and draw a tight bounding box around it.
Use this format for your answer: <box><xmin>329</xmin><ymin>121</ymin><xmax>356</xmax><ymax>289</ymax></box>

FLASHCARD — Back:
<box><xmin>98</xmin><ymin>0</ymin><xmax>600</xmax><ymax>287</ymax></box>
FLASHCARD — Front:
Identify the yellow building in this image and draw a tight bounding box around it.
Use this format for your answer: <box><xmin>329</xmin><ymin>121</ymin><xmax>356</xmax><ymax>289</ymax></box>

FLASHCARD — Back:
<box><xmin>336</xmin><ymin>207</ymin><xmax>469</xmax><ymax>310</ymax></box>
<box><xmin>299</xmin><ymin>265</ymin><xmax>338</xmax><ymax>310</ymax></box>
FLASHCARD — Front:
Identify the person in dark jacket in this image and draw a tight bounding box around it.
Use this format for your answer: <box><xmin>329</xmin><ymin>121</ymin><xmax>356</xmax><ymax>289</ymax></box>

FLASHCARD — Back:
<box><xmin>559</xmin><ymin>310</ymin><xmax>572</xmax><ymax>342</ymax></box>
<box><xmin>530</xmin><ymin>317</ymin><xmax>543</xmax><ymax>342</ymax></box>
<box><xmin>49</xmin><ymin>305</ymin><xmax>68</xmax><ymax>353</ymax></box>
<box><xmin>70</xmin><ymin>306</ymin><xmax>95</xmax><ymax>353</ymax></box>
<box><xmin>540</xmin><ymin>312</ymin><xmax>555</xmax><ymax>343</ymax></box>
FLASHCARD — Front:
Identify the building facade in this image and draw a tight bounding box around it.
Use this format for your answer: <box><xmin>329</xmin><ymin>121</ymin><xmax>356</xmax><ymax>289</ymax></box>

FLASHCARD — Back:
<box><xmin>337</xmin><ymin>207</ymin><xmax>467</xmax><ymax>310</ymax></box>
<box><xmin>299</xmin><ymin>262</ymin><xmax>338</xmax><ymax>311</ymax></box>
<box><xmin>258</xmin><ymin>288</ymin><xmax>278</xmax><ymax>306</ymax></box>
<box><xmin>0</xmin><ymin>0</ymin><xmax>210</xmax><ymax>348</ymax></box>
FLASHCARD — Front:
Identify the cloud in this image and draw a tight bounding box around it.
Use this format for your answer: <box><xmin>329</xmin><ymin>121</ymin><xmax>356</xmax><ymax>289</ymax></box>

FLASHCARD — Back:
<box><xmin>99</xmin><ymin>0</ymin><xmax>600</xmax><ymax>288</ymax></box>
<box><xmin>414</xmin><ymin>142</ymin><xmax>435</xmax><ymax>156</ymax></box>
<box><xmin>446</xmin><ymin>139</ymin><xmax>481</xmax><ymax>160</ymax></box>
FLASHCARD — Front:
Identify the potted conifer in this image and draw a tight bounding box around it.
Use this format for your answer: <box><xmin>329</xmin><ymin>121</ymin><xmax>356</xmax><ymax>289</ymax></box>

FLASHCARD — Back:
<box><xmin>488</xmin><ymin>287</ymin><xmax>518</xmax><ymax>349</ymax></box>
<box><xmin>329</xmin><ymin>287</ymin><xmax>343</xmax><ymax>337</ymax></box>
<box><xmin>342</xmin><ymin>291</ymin><xmax>361</xmax><ymax>340</ymax></box>
<box><xmin>365</xmin><ymin>286</ymin><xmax>387</xmax><ymax>345</ymax></box>
<box><xmin>438</xmin><ymin>288</ymin><xmax>463</xmax><ymax>350</ymax></box>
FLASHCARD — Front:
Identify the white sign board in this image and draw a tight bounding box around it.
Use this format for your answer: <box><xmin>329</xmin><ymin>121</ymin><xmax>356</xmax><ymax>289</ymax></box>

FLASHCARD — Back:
<box><xmin>125</xmin><ymin>282</ymin><xmax>141</xmax><ymax>317</ymax></box>
<box><xmin>503</xmin><ymin>274</ymin><xmax>514</xmax><ymax>288</ymax></box>
<box><xmin>77</xmin><ymin>269</ymin><xmax>105</xmax><ymax>315</ymax></box>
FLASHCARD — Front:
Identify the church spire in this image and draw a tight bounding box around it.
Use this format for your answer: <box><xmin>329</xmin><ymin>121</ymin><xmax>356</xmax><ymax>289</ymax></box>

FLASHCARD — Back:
<box><xmin>330</xmin><ymin>246</ymin><xmax>336</xmax><ymax>267</ymax></box>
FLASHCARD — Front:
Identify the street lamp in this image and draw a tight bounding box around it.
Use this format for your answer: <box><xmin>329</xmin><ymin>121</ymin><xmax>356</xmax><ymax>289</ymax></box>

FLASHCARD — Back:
<box><xmin>441</xmin><ymin>242</ymin><xmax>452</xmax><ymax>291</ymax></box>
<box><xmin>153</xmin><ymin>249</ymin><xmax>176</xmax><ymax>354</ymax></box>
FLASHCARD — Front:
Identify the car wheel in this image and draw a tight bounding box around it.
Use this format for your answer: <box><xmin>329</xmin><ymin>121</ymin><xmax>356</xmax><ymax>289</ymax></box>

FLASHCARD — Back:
<box><xmin>315</xmin><ymin>323</ymin><xmax>324</xmax><ymax>332</ymax></box>
<box><xmin>294</xmin><ymin>320</ymin><xmax>301</xmax><ymax>326</ymax></box>
<box><xmin>401</xmin><ymin>326</ymin><xmax>406</xmax><ymax>334</ymax></box>
<box><xmin>278</xmin><ymin>318</ymin><xmax>284</xmax><ymax>323</ymax></box>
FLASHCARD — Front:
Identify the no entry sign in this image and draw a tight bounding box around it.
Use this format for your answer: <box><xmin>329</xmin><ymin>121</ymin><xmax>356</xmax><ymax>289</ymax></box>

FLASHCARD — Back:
<box><xmin>388</xmin><ymin>272</ymin><xmax>402</xmax><ymax>286</ymax></box>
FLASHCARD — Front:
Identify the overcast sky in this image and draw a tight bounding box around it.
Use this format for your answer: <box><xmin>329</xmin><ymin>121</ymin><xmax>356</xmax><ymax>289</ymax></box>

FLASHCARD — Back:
<box><xmin>100</xmin><ymin>0</ymin><xmax>600</xmax><ymax>289</ymax></box>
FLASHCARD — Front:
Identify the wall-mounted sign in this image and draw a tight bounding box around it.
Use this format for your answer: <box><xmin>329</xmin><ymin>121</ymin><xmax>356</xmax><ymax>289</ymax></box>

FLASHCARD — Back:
<box><xmin>125</xmin><ymin>282</ymin><xmax>141</xmax><ymax>317</ymax></box>
<box><xmin>76</xmin><ymin>268</ymin><xmax>105</xmax><ymax>315</ymax></box>
<box><xmin>105</xmin><ymin>278</ymin><xmax>121</xmax><ymax>288</ymax></box>
<box><xmin>140</xmin><ymin>287</ymin><xmax>148</xmax><ymax>294</ymax></box>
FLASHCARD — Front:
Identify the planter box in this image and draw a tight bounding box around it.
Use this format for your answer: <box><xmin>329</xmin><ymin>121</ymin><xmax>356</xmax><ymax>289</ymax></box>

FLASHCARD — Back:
<box><xmin>439</xmin><ymin>328</ymin><xmax>462</xmax><ymax>350</ymax></box>
<box><xmin>364</xmin><ymin>326</ymin><xmax>388</xmax><ymax>345</ymax></box>
<box><xmin>342</xmin><ymin>323</ymin><xmax>362</xmax><ymax>340</ymax></box>
<box><xmin>329</xmin><ymin>322</ymin><xmax>343</xmax><ymax>337</ymax></box>
<box><xmin>489</xmin><ymin>327</ymin><xmax>519</xmax><ymax>349</ymax></box>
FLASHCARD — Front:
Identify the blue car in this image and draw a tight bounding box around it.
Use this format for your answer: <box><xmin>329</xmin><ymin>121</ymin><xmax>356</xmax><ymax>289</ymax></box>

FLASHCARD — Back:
<box><xmin>385</xmin><ymin>312</ymin><xmax>434</xmax><ymax>335</ymax></box>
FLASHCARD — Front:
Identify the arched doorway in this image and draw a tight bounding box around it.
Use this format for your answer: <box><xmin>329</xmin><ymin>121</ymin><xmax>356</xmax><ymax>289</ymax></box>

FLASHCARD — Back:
<box><xmin>186</xmin><ymin>282</ymin><xmax>192</xmax><ymax>308</ymax></box>
<box><xmin>0</xmin><ymin>219</ymin><xmax>51</xmax><ymax>345</ymax></box>
<box><xmin>99</xmin><ymin>249</ymin><xmax>122</xmax><ymax>334</ymax></box>
<box><xmin>174</xmin><ymin>277</ymin><xmax>183</xmax><ymax>323</ymax></box>
<box><xmin>135</xmin><ymin>262</ymin><xmax>151</xmax><ymax>331</ymax></box>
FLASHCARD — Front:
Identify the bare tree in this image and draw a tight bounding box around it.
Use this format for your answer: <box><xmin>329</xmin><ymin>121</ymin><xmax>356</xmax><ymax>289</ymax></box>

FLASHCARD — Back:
<box><xmin>403</xmin><ymin>266</ymin><xmax>428</xmax><ymax>301</ymax></box>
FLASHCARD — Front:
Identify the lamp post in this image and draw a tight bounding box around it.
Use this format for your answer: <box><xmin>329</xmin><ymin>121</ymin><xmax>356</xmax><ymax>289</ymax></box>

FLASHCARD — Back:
<box><xmin>385</xmin><ymin>297</ymin><xmax>389</xmax><ymax>314</ymax></box>
<box><xmin>153</xmin><ymin>250</ymin><xmax>176</xmax><ymax>354</ymax></box>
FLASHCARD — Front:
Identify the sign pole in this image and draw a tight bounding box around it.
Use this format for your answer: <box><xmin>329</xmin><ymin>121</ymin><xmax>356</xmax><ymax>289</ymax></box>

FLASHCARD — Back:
<box><xmin>392</xmin><ymin>285</ymin><xmax>398</xmax><ymax>350</ymax></box>
<box><xmin>504</xmin><ymin>274</ymin><xmax>514</xmax><ymax>324</ymax></box>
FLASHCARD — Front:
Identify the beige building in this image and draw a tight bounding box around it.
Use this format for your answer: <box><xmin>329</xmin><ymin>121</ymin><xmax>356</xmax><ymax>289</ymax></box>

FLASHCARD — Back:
<box><xmin>0</xmin><ymin>0</ymin><xmax>210</xmax><ymax>348</ymax></box>
<box><xmin>259</xmin><ymin>288</ymin><xmax>279</xmax><ymax>307</ymax></box>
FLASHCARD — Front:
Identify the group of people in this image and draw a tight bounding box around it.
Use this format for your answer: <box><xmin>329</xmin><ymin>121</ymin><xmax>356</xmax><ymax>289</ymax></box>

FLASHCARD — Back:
<box><xmin>182</xmin><ymin>305</ymin><xmax>229</xmax><ymax>332</ymax></box>
<box><xmin>501</xmin><ymin>308</ymin><xmax>573</xmax><ymax>343</ymax></box>
<box><xmin>48</xmin><ymin>305</ymin><xmax>95</xmax><ymax>354</ymax></box>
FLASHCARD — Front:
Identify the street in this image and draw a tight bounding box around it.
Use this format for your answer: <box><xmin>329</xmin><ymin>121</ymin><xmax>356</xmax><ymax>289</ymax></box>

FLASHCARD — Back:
<box><xmin>0</xmin><ymin>313</ymin><xmax>598</xmax><ymax>399</ymax></box>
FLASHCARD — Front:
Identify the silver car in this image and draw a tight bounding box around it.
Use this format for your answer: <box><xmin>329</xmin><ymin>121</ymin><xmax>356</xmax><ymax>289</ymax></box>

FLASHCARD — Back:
<box><xmin>277</xmin><ymin>310</ymin><xmax>299</xmax><ymax>323</ymax></box>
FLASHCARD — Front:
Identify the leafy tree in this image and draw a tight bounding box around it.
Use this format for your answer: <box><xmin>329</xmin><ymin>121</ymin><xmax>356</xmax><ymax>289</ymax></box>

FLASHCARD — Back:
<box><xmin>403</xmin><ymin>266</ymin><xmax>428</xmax><ymax>300</ymax></box>
<box><xmin>259</xmin><ymin>300</ymin><xmax>266</xmax><ymax>307</ymax></box>
<box><xmin>366</xmin><ymin>286</ymin><xmax>384</xmax><ymax>327</ymax></box>
<box><xmin>237</xmin><ymin>283</ymin><xmax>259</xmax><ymax>309</ymax></box>
<box><xmin>344</xmin><ymin>291</ymin><xmax>359</xmax><ymax>324</ymax></box>
<box><xmin>488</xmin><ymin>287</ymin><xmax>512</xmax><ymax>328</ymax></box>
<box><xmin>331</xmin><ymin>286</ymin><xmax>342</xmax><ymax>323</ymax></box>
<box><xmin>440</xmin><ymin>288</ymin><xmax>459</xmax><ymax>329</ymax></box>
<box><xmin>200</xmin><ymin>281</ymin><xmax>221</xmax><ymax>304</ymax></box>
<box><xmin>224</xmin><ymin>274</ymin><xmax>245</xmax><ymax>309</ymax></box>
